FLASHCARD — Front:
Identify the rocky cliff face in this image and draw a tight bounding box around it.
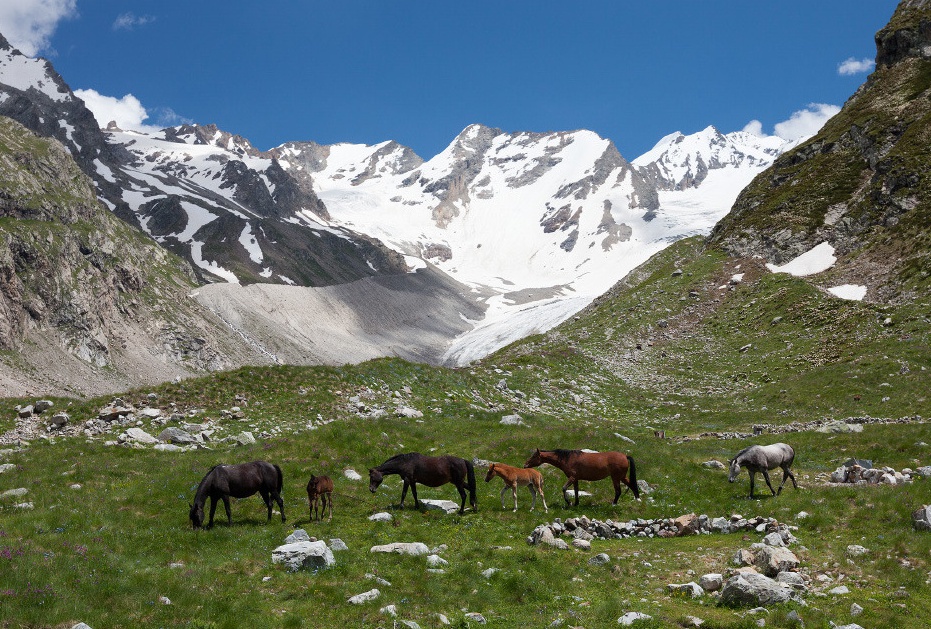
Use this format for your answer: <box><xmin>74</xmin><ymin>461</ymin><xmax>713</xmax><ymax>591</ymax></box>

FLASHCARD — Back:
<box><xmin>709</xmin><ymin>0</ymin><xmax>931</xmax><ymax>302</ymax></box>
<box><xmin>0</xmin><ymin>116</ymin><xmax>267</xmax><ymax>396</ymax></box>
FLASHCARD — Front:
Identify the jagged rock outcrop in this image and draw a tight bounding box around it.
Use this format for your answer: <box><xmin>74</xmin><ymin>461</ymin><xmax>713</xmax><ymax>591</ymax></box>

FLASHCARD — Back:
<box><xmin>0</xmin><ymin>116</ymin><xmax>265</xmax><ymax>395</ymax></box>
<box><xmin>709</xmin><ymin>0</ymin><xmax>931</xmax><ymax>302</ymax></box>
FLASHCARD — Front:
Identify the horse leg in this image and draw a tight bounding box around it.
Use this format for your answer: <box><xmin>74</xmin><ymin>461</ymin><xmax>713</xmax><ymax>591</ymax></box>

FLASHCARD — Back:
<box><xmin>410</xmin><ymin>482</ymin><xmax>420</xmax><ymax>509</ymax></box>
<box><xmin>399</xmin><ymin>480</ymin><xmax>410</xmax><ymax>508</ymax></box>
<box><xmin>612</xmin><ymin>475</ymin><xmax>623</xmax><ymax>505</ymax></box>
<box><xmin>782</xmin><ymin>465</ymin><xmax>798</xmax><ymax>491</ymax></box>
<box><xmin>499</xmin><ymin>485</ymin><xmax>508</xmax><ymax>510</ymax></box>
<box><xmin>222</xmin><ymin>496</ymin><xmax>232</xmax><ymax>525</ymax></box>
<box><xmin>208</xmin><ymin>497</ymin><xmax>218</xmax><ymax>528</ymax></box>
<box><xmin>537</xmin><ymin>479</ymin><xmax>548</xmax><ymax>513</ymax></box>
<box><xmin>573</xmin><ymin>480</ymin><xmax>580</xmax><ymax>506</ymax></box>
<box><xmin>761</xmin><ymin>469</ymin><xmax>777</xmax><ymax>496</ymax></box>
<box><xmin>325</xmin><ymin>493</ymin><xmax>333</xmax><ymax>522</ymax></box>
<box><xmin>748</xmin><ymin>472</ymin><xmax>756</xmax><ymax>499</ymax></box>
<box><xmin>528</xmin><ymin>484</ymin><xmax>536</xmax><ymax>511</ymax></box>
<box><xmin>274</xmin><ymin>491</ymin><xmax>286</xmax><ymax>523</ymax></box>
<box><xmin>511</xmin><ymin>483</ymin><xmax>518</xmax><ymax>512</ymax></box>
<box><xmin>260</xmin><ymin>490</ymin><xmax>273</xmax><ymax>522</ymax></box>
<box><xmin>456</xmin><ymin>481</ymin><xmax>467</xmax><ymax>515</ymax></box>
<box><xmin>561</xmin><ymin>479</ymin><xmax>574</xmax><ymax>506</ymax></box>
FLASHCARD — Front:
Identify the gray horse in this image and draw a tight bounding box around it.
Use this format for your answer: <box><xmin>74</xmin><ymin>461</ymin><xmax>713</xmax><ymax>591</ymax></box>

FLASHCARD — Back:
<box><xmin>728</xmin><ymin>443</ymin><xmax>797</xmax><ymax>499</ymax></box>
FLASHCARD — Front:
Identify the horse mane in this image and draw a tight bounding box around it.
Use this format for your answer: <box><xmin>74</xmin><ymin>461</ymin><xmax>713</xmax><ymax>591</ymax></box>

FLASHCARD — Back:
<box><xmin>548</xmin><ymin>449</ymin><xmax>580</xmax><ymax>463</ymax></box>
<box><xmin>383</xmin><ymin>452</ymin><xmax>420</xmax><ymax>464</ymax></box>
<box><xmin>732</xmin><ymin>445</ymin><xmax>757</xmax><ymax>461</ymax></box>
<box><xmin>200</xmin><ymin>464</ymin><xmax>224</xmax><ymax>481</ymax></box>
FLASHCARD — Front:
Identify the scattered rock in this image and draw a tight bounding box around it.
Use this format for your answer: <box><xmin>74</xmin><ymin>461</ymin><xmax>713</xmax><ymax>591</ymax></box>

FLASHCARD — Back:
<box><xmin>1</xmin><ymin>487</ymin><xmax>28</xmax><ymax>499</ymax></box>
<box><xmin>157</xmin><ymin>427</ymin><xmax>196</xmax><ymax>445</ymax></box>
<box><xmin>698</xmin><ymin>573</ymin><xmax>723</xmax><ymax>592</ymax></box>
<box><xmin>912</xmin><ymin>505</ymin><xmax>931</xmax><ymax>531</ymax></box>
<box><xmin>775</xmin><ymin>572</ymin><xmax>807</xmax><ymax>591</ymax></box>
<box><xmin>426</xmin><ymin>554</ymin><xmax>448</xmax><ymax>567</ymax></box>
<box><xmin>230</xmin><ymin>431</ymin><xmax>256</xmax><ymax>446</ymax></box>
<box><xmin>369</xmin><ymin>512</ymin><xmax>393</xmax><ymax>522</ymax></box>
<box><xmin>49</xmin><ymin>412</ymin><xmax>70</xmax><ymax>428</ymax></box>
<box><xmin>395</xmin><ymin>406</ymin><xmax>423</xmax><ymax>419</ymax></box>
<box><xmin>419</xmin><ymin>499</ymin><xmax>460</xmax><ymax>514</ymax></box>
<box><xmin>500</xmin><ymin>414</ymin><xmax>525</xmax><ymax>426</ymax></box>
<box><xmin>618</xmin><ymin>611</ymin><xmax>652</xmax><ymax>625</ymax></box>
<box><xmin>347</xmin><ymin>588</ymin><xmax>380</xmax><ymax>604</ymax></box>
<box><xmin>845</xmin><ymin>544</ymin><xmax>869</xmax><ymax>557</ymax></box>
<box><xmin>370</xmin><ymin>542</ymin><xmax>429</xmax><ymax>556</ymax></box>
<box><xmin>702</xmin><ymin>460</ymin><xmax>726</xmax><ymax>469</ymax></box>
<box><xmin>17</xmin><ymin>405</ymin><xmax>34</xmax><ymax>418</ymax></box>
<box><xmin>285</xmin><ymin>529</ymin><xmax>311</xmax><ymax>544</ymax></box>
<box><xmin>850</xmin><ymin>603</ymin><xmax>863</xmax><ymax>616</ymax></box>
<box><xmin>329</xmin><ymin>538</ymin><xmax>349</xmax><ymax>551</ymax></box>
<box><xmin>829</xmin><ymin>585</ymin><xmax>850</xmax><ymax>595</ymax></box>
<box><xmin>271</xmin><ymin>541</ymin><xmax>335</xmax><ymax>572</ymax></box>
<box><xmin>667</xmin><ymin>582</ymin><xmax>704</xmax><ymax>598</ymax></box>
<box><xmin>0</xmin><ymin>464</ymin><xmax>15</xmax><ymax>474</ymax></box>
<box><xmin>464</xmin><ymin>612</ymin><xmax>486</xmax><ymax>624</ymax></box>
<box><xmin>344</xmin><ymin>469</ymin><xmax>362</xmax><ymax>481</ymax></box>
<box><xmin>125</xmin><ymin>427</ymin><xmax>158</xmax><ymax>444</ymax></box>
<box><xmin>380</xmin><ymin>604</ymin><xmax>397</xmax><ymax>616</ymax></box>
<box><xmin>754</xmin><ymin>545</ymin><xmax>800</xmax><ymax>577</ymax></box>
<box><xmin>720</xmin><ymin>573</ymin><xmax>796</xmax><ymax>606</ymax></box>
<box><xmin>589</xmin><ymin>553</ymin><xmax>611</xmax><ymax>566</ymax></box>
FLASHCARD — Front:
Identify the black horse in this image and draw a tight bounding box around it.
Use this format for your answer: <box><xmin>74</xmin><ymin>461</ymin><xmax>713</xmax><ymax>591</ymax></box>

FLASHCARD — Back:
<box><xmin>189</xmin><ymin>461</ymin><xmax>285</xmax><ymax>528</ymax></box>
<box><xmin>369</xmin><ymin>452</ymin><xmax>477</xmax><ymax>514</ymax></box>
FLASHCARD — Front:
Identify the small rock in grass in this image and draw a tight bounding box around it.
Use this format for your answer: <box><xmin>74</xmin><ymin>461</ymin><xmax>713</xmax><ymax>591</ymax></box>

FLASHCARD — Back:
<box><xmin>347</xmin><ymin>589</ymin><xmax>380</xmax><ymax>604</ymax></box>
<box><xmin>618</xmin><ymin>611</ymin><xmax>652</xmax><ymax>625</ymax></box>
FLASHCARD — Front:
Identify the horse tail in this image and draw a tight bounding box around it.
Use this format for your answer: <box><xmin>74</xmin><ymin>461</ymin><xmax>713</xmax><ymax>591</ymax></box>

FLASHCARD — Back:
<box><xmin>628</xmin><ymin>455</ymin><xmax>640</xmax><ymax>500</ymax></box>
<box><xmin>466</xmin><ymin>459</ymin><xmax>477</xmax><ymax>511</ymax></box>
<box><xmin>274</xmin><ymin>464</ymin><xmax>284</xmax><ymax>494</ymax></box>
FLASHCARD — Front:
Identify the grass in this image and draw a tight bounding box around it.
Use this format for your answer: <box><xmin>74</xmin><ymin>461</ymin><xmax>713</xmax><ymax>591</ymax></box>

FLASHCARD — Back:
<box><xmin>1</xmin><ymin>351</ymin><xmax>930</xmax><ymax>628</ymax></box>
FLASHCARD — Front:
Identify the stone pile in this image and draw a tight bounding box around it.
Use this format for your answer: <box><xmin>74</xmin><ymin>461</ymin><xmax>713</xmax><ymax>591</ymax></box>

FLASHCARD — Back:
<box><xmin>679</xmin><ymin>414</ymin><xmax>924</xmax><ymax>442</ymax></box>
<box><xmin>528</xmin><ymin>513</ymin><xmax>783</xmax><ymax>546</ymax></box>
<box><xmin>828</xmin><ymin>461</ymin><xmax>923</xmax><ymax>486</ymax></box>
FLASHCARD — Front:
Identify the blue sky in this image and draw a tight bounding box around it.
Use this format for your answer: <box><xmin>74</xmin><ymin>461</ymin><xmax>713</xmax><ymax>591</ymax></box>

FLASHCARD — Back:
<box><xmin>1</xmin><ymin>1</ymin><xmax>898</xmax><ymax>159</ymax></box>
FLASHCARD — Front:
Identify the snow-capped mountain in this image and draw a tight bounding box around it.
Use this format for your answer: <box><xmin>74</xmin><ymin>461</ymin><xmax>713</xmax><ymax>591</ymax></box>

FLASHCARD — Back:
<box><xmin>0</xmin><ymin>32</ymin><xmax>800</xmax><ymax>366</ymax></box>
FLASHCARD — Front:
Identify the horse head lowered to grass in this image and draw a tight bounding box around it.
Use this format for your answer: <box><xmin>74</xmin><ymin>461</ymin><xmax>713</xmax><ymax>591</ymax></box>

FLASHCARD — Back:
<box><xmin>524</xmin><ymin>448</ymin><xmax>639</xmax><ymax>507</ymax></box>
<box><xmin>189</xmin><ymin>461</ymin><xmax>285</xmax><ymax>529</ymax></box>
<box><xmin>369</xmin><ymin>452</ymin><xmax>477</xmax><ymax>514</ymax></box>
<box><xmin>728</xmin><ymin>443</ymin><xmax>798</xmax><ymax>499</ymax></box>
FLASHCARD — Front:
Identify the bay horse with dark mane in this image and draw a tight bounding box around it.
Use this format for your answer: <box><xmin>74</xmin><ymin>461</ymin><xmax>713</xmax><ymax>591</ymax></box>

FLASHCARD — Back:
<box><xmin>485</xmin><ymin>462</ymin><xmax>547</xmax><ymax>512</ymax></box>
<box><xmin>306</xmin><ymin>474</ymin><xmax>334</xmax><ymax>522</ymax></box>
<box><xmin>189</xmin><ymin>461</ymin><xmax>285</xmax><ymax>529</ymax></box>
<box><xmin>369</xmin><ymin>452</ymin><xmax>477</xmax><ymax>514</ymax></box>
<box><xmin>524</xmin><ymin>448</ymin><xmax>639</xmax><ymax>506</ymax></box>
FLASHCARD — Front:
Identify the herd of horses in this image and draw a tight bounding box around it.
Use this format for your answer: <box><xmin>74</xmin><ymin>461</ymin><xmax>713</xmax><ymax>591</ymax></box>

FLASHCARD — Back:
<box><xmin>188</xmin><ymin>443</ymin><xmax>798</xmax><ymax>529</ymax></box>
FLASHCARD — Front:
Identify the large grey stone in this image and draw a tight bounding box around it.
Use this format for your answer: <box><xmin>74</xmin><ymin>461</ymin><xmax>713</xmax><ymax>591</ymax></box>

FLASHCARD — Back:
<box><xmin>271</xmin><ymin>540</ymin><xmax>334</xmax><ymax>572</ymax></box>
<box><xmin>285</xmin><ymin>529</ymin><xmax>311</xmax><ymax>544</ymax></box>
<box><xmin>699</xmin><ymin>573</ymin><xmax>723</xmax><ymax>592</ymax></box>
<box><xmin>347</xmin><ymin>588</ymin><xmax>380</xmax><ymax>604</ymax></box>
<box><xmin>776</xmin><ymin>571</ymin><xmax>807</xmax><ymax>591</ymax></box>
<box><xmin>419</xmin><ymin>499</ymin><xmax>460</xmax><ymax>514</ymax></box>
<box><xmin>370</xmin><ymin>542</ymin><xmax>429</xmax><ymax>556</ymax></box>
<box><xmin>754</xmin><ymin>545</ymin><xmax>799</xmax><ymax>577</ymax></box>
<box><xmin>157</xmin><ymin>427</ymin><xmax>197</xmax><ymax>444</ymax></box>
<box><xmin>912</xmin><ymin>505</ymin><xmax>931</xmax><ymax>531</ymax></box>
<box><xmin>667</xmin><ymin>582</ymin><xmax>704</xmax><ymax>598</ymax></box>
<box><xmin>368</xmin><ymin>512</ymin><xmax>393</xmax><ymax>522</ymax></box>
<box><xmin>125</xmin><ymin>427</ymin><xmax>158</xmax><ymax>444</ymax></box>
<box><xmin>34</xmin><ymin>400</ymin><xmax>53</xmax><ymax>413</ymax></box>
<box><xmin>1</xmin><ymin>488</ymin><xmax>28</xmax><ymax>499</ymax></box>
<box><xmin>720</xmin><ymin>573</ymin><xmax>796</xmax><ymax>607</ymax></box>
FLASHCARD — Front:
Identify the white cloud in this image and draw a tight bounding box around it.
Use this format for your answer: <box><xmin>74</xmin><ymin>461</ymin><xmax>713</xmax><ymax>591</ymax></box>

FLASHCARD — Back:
<box><xmin>0</xmin><ymin>0</ymin><xmax>77</xmax><ymax>57</ymax></box>
<box><xmin>838</xmin><ymin>57</ymin><xmax>875</xmax><ymax>76</ymax></box>
<box><xmin>741</xmin><ymin>120</ymin><xmax>764</xmax><ymax>137</ymax></box>
<box><xmin>773</xmin><ymin>103</ymin><xmax>841</xmax><ymax>141</ymax></box>
<box><xmin>73</xmin><ymin>88</ymin><xmax>163</xmax><ymax>133</ymax></box>
<box><xmin>112</xmin><ymin>12</ymin><xmax>155</xmax><ymax>31</ymax></box>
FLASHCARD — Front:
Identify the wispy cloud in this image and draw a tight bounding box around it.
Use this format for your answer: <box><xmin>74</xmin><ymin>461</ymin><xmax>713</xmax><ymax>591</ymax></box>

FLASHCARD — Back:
<box><xmin>741</xmin><ymin>103</ymin><xmax>841</xmax><ymax>142</ymax></box>
<box><xmin>838</xmin><ymin>57</ymin><xmax>875</xmax><ymax>76</ymax></box>
<box><xmin>74</xmin><ymin>88</ymin><xmax>164</xmax><ymax>133</ymax></box>
<box><xmin>0</xmin><ymin>0</ymin><xmax>77</xmax><ymax>57</ymax></box>
<box><xmin>112</xmin><ymin>12</ymin><xmax>156</xmax><ymax>31</ymax></box>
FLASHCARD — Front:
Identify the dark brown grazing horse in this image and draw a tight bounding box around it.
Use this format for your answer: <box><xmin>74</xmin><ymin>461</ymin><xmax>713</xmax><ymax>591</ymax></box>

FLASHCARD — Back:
<box><xmin>369</xmin><ymin>452</ymin><xmax>477</xmax><ymax>514</ymax></box>
<box><xmin>306</xmin><ymin>474</ymin><xmax>334</xmax><ymax>522</ymax></box>
<box><xmin>524</xmin><ymin>448</ymin><xmax>639</xmax><ymax>507</ymax></box>
<box><xmin>189</xmin><ymin>461</ymin><xmax>285</xmax><ymax>529</ymax></box>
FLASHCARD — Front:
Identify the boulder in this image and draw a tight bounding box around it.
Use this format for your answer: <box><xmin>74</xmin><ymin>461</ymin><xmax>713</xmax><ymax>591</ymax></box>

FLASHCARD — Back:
<box><xmin>720</xmin><ymin>573</ymin><xmax>796</xmax><ymax>607</ymax></box>
<box><xmin>499</xmin><ymin>414</ymin><xmax>524</xmax><ymax>426</ymax></box>
<box><xmin>370</xmin><ymin>542</ymin><xmax>429</xmax><ymax>556</ymax></box>
<box><xmin>369</xmin><ymin>512</ymin><xmax>393</xmax><ymax>522</ymax></box>
<box><xmin>667</xmin><ymin>582</ymin><xmax>704</xmax><ymax>598</ymax></box>
<box><xmin>589</xmin><ymin>553</ymin><xmax>611</xmax><ymax>566</ymax></box>
<box><xmin>140</xmin><ymin>408</ymin><xmax>162</xmax><ymax>420</ymax></box>
<box><xmin>395</xmin><ymin>406</ymin><xmax>423</xmax><ymax>419</ymax></box>
<box><xmin>271</xmin><ymin>541</ymin><xmax>335</xmax><ymax>572</ymax></box>
<box><xmin>673</xmin><ymin>513</ymin><xmax>700</xmax><ymax>536</ymax></box>
<box><xmin>762</xmin><ymin>532</ymin><xmax>785</xmax><ymax>547</ymax></box>
<box><xmin>775</xmin><ymin>571</ymin><xmax>807</xmax><ymax>591</ymax></box>
<box><xmin>344</xmin><ymin>469</ymin><xmax>363</xmax><ymax>481</ymax></box>
<box><xmin>157</xmin><ymin>427</ymin><xmax>197</xmax><ymax>444</ymax></box>
<box><xmin>347</xmin><ymin>588</ymin><xmax>380</xmax><ymax>604</ymax></box>
<box><xmin>17</xmin><ymin>405</ymin><xmax>34</xmax><ymax>418</ymax></box>
<box><xmin>285</xmin><ymin>529</ymin><xmax>311</xmax><ymax>544</ymax></box>
<box><xmin>329</xmin><ymin>538</ymin><xmax>349</xmax><ymax>551</ymax></box>
<box><xmin>698</xmin><ymin>573</ymin><xmax>723</xmax><ymax>592</ymax></box>
<box><xmin>618</xmin><ymin>612</ymin><xmax>652</xmax><ymax>625</ymax></box>
<box><xmin>34</xmin><ymin>400</ymin><xmax>53</xmax><ymax>413</ymax></box>
<box><xmin>419</xmin><ymin>499</ymin><xmax>460</xmax><ymax>514</ymax></box>
<box><xmin>49</xmin><ymin>412</ymin><xmax>70</xmax><ymax>428</ymax></box>
<box><xmin>572</xmin><ymin>538</ymin><xmax>592</xmax><ymax>550</ymax></box>
<box><xmin>231</xmin><ymin>431</ymin><xmax>256</xmax><ymax>446</ymax></box>
<box><xmin>754</xmin><ymin>545</ymin><xmax>800</xmax><ymax>577</ymax></box>
<box><xmin>913</xmin><ymin>505</ymin><xmax>931</xmax><ymax>531</ymax></box>
<box><xmin>125</xmin><ymin>428</ymin><xmax>158</xmax><ymax>444</ymax></box>
<box><xmin>733</xmin><ymin>548</ymin><xmax>755</xmax><ymax>567</ymax></box>
<box><xmin>914</xmin><ymin>466</ymin><xmax>931</xmax><ymax>478</ymax></box>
